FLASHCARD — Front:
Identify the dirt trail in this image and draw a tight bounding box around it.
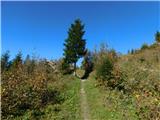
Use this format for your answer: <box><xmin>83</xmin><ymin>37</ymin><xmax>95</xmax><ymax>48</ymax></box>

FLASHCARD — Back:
<box><xmin>80</xmin><ymin>79</ymin><xmax>91</xmax><ymax>120</ymax></box>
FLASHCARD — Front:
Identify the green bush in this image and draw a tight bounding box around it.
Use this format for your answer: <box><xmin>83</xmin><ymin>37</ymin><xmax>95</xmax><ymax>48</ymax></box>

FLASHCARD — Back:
<box><xmin>96</xmin><ymin>57</ymin><xmax>113</xmax><ymax>83</ymax></box>
<box><xmin>95</xmin><ymin>56</ymin><xmax>124</xmax><ymax>89</ymax></box>
<box><xmin>141</xmin><ymin>43</ymin><xmax>149</xmax><ymax>50</ymax></box>
<box><xmin>93</xmin><ymin>44</ymin><xmax>124</xmax><ymax>89</ymax></box>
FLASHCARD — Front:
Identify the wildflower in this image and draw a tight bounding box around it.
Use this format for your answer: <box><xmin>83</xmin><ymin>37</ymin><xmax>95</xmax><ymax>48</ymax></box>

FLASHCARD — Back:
<box><xmin>135</xmin><ymin>94</ymin><xmax>140</xmax><ymax>99</ymax></box>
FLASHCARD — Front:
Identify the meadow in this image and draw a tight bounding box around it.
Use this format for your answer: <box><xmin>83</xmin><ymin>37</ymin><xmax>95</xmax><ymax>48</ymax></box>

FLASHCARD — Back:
<box><xmin>1</xmin><ymin>41</ymin><xmax>160</xmax><ymax>120</ymax></box>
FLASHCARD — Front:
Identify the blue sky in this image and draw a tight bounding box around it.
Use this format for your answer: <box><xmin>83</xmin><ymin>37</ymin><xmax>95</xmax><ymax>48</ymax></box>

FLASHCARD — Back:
<box><xmin>1</xmin><ymin>1</ymin><xmax>160</xmax><ymax>61</ymax></box>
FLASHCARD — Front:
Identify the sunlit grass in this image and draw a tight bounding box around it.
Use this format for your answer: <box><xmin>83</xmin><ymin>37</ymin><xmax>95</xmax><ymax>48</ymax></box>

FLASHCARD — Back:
<box><xmin>85</xmin><ymin>75</ymin><xmax>138</xmax><ymax>120</ymax></box>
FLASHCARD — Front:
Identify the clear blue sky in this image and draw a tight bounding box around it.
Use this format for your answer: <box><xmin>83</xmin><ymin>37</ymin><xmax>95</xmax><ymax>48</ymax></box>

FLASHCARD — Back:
<box><xmin>2</xmin><ymin>1</ymin><xmax>160</xmax><ymax>61</ymax></box>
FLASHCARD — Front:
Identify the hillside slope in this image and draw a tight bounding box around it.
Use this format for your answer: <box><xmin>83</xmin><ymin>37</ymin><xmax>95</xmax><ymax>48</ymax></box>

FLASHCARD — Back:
<box><xmin>86</xmin><ymin>45</ymin><xmax>160</xmax><ymax>120</ymax></box>
<box><xmin>117</xmin><ymin>45</ymin><xmax>160</xmax><ymax>119</ymax></box>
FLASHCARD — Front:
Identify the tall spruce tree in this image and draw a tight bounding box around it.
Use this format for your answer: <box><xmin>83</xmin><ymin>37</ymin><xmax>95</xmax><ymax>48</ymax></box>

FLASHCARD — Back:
<box><xmin>63</xmin><ymin>19</ymin><xmax>86</xmax><ymax>75</ymax></box>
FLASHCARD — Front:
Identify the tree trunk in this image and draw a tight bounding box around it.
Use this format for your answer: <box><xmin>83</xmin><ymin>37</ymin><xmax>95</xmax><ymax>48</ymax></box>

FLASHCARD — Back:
<box><xmin>73</xmin><ymin>62</ymin><xmax>76</xmax><ymax>76</ymax></box>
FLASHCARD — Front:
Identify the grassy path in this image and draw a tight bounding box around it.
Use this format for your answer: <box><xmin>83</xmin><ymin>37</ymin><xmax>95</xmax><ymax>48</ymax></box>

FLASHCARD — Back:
<box><xmin>84</xmin><ymin>77</ymin><xmax>114</xmax><ymax>120</ymax></box>
<box><xmin>57</xmin><ymin>77</ymin><xmax>81</xmax><ymax>120</ymax></box>
<box><xmin>80</xmin><ymin>79</ymin><xmax>91</xmax><ymax>120</ymax></box>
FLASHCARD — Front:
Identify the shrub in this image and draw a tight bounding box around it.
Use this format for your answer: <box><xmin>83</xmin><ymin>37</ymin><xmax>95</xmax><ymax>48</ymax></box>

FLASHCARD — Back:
<box><xmin>82</xmin><ymin>51</ymin><xmax>94</xmax><ymax>79</ymax></box>
<box><xmin>1</xmin><ymin>68</ymin><xmax>62</xmax><ymax>119</ymax></box>
<box><xmin>61</xmin><ymin>59</ymin><xmax>73</xmax><ymax>74</ymax></box>
<box><xmin>93</xmin><ymin>44</ymin><xmax>125</xmax><ymax>89</ymax></box>
<box><xmin>96</xmin><ymin>57</ymin><xmax>113</xmax><ymax>83</ymax></box>
<box><xmin>1</xmin><ymin>53</ymin><xmax>64</xmax><ymax>119</ymax></box>
<box><xmin>141</xmin><ymin>43</ymin><xmax>149</xmax><ymax>50</ymax></box>
<box><xmin>94</xmin><ymin>50</ymin><xmax>124</xmax><ymax>89</ymax></box>
<box><xmin>150</xmin><ymin>42</ymin><xmax>158</xmax><ymax>48</ymax></box>
<box><xmin>119</xmin><ymin>50</ymin><xmax>160</xmax><ymax>119</ymax></box>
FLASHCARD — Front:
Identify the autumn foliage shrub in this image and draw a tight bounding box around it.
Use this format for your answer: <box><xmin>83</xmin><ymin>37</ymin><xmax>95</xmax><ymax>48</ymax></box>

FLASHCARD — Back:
<box><xmin>118</xmin><ymin>46</ymin><xmax>160</xmax><ymax>119</ymax></box>
<box><xmin>93</xmin><ymin>44</ymin><xmax>124</xmax><ymax>89</ymax></box>
<box><xmin>94</xmin><ymin>44</ymin><xmax>160</xmax><ymax>119</ymax></box>
<box><xmin>1</xmin><ymin>53</ymin><xmax>63</xmax><ymax>119</ymax></box>
<box><xmin>2</xmin><ymin>69</ymin><xmax>61</xmax><ymax>119</ymax></box>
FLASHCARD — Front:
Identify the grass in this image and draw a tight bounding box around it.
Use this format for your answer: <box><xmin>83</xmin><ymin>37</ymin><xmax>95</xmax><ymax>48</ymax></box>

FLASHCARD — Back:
<box><xmin>59</xmin><ymin>76</ymin><xmax>81</xmax><ymax>120</ymax></box>
<box><xmin>84</xmin><ymin>73</ymin><xmax>138</xmax><ymax>120</ymax></box>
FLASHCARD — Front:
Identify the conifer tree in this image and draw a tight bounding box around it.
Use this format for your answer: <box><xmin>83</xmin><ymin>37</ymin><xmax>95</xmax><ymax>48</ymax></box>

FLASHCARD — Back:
<box><xmin>12</xmin><ymin>51</ymin><xmax>23</xmax><ymax>69</ymax></box>
<box><xmin>1</xmin><ymin>51</ymin><xmax>10</xmax><ymax>72</ymax></box>
<box><xmin>63</xmin><ymin>19</ymin><xmax>86</xmax><ymax>75</ymax></box>
<box><xmin>155</xmin><ymin>31</ymin><xmax>160</xmax><ymax>43</ymax></box>
<box><xmin>131</xmin><ymin>49</ymin><xmax>134</xmax><ymax>54</ymax></box>
<box><xmin>24</xmin><ymin>55</ymin><xmax>35</xmax><ymax>74</ymax></box>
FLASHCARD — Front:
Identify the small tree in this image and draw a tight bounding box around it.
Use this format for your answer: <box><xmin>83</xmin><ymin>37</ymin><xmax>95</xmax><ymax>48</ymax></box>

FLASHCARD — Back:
<box><xmin>24</xmin><ymin>54</ymin><xmax>35</xmax><ymax>75</ymax></box>
<box><xmin>12</xmin><ymin>51</ymin><xmax>23</xmax><ymax>70</ymax></box>
<box><xmin>141</xmin><ymin>43</ymin><xmax>149</xmax><ymax>50</ymax></box>
<box><xmin>63</xmin><ymin>19</ymin><xmax>86</xmax><ymax>76</ymax></box>
<box><xmin>128</xmin><ymin>50</ymin><xmax>130</xmax><ymax>54</ymax></box>
<box><xmin>155</xmin><ymin>31</ymin><xmax>160</xmax><ymax>43</ymax></box>
<box><xmin>131</xmin><ymin>49</ymin><xmax>134</xmax><ymax>54</ymax></box>
<box><xmin>1</xmin><ymin>51</ymin><xmax>10</xmax><ymax>72</ymax></box>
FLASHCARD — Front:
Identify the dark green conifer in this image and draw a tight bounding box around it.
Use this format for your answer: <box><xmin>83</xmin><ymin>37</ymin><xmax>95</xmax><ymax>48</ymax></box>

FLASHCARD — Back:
<box><xmin>155</xmin><ymin>31</ymin><xmax>160</xmax><ymax>43</ymax></box>
<box><xmin>1</xmin><ymin>51</ymin><xmax>10</xmax><ymax>72</ymax></box>
<box><xmin>63</xmin><ymin>19</ymin><xmax>86</xmax><ymax>75</ymax></box>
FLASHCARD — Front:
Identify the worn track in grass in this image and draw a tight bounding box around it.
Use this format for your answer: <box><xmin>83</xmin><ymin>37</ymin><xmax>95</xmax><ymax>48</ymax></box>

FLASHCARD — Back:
<box><xmin>80</xmin><ymin>79</ymin><xmax>91</xmax><ymax>120</ymax></box>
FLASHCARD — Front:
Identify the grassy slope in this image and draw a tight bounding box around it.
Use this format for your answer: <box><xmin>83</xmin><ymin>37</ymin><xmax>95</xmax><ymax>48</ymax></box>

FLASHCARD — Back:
<box><xmin>117</xmin><ymin>46</ymin><xmax>160</xmax><ymax>119</ymax></box>
<box><xmin>85</xmin><ymin>73</ymin><xmax>138</xmax><ymax>120</ymax></box>
<box><xmin>119</xmin><ymin>45</ymin><xmax>160</xmax><ymax>70</ymax></box>
<box><xmin>84</xmin><ymin>45</ymin><xmax>160</xmax><ymax>120</ymax></box>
